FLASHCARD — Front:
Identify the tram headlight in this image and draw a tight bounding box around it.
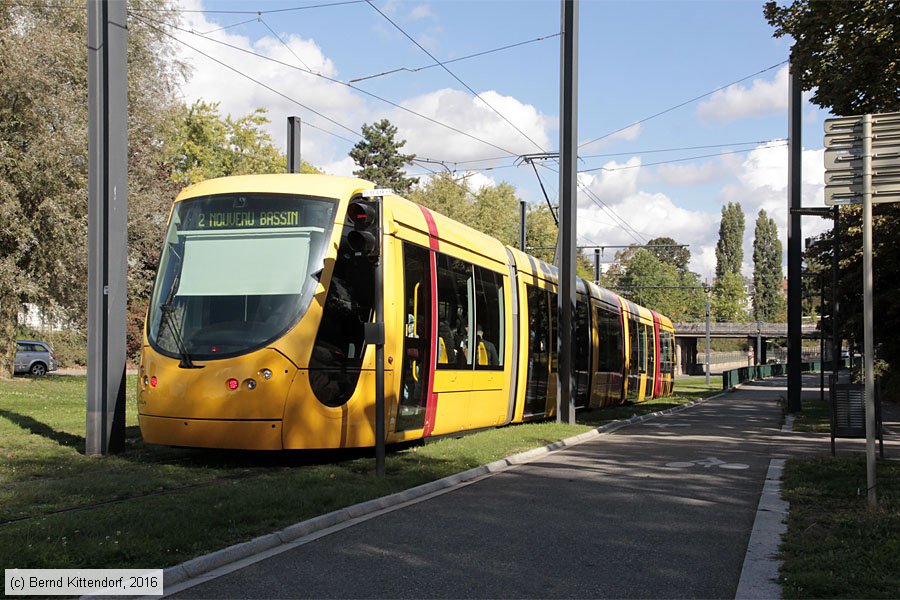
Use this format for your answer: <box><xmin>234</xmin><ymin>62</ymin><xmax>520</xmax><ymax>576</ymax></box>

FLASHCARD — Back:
<box><xmin>260</xmin><ymin>369</ymin><xmax>272</xmax><ymax>380</ymax></box>
<box><xmin>244</xmin><ymin>379</ymin><xmax>257</xmax><ymax>390</ymax></box>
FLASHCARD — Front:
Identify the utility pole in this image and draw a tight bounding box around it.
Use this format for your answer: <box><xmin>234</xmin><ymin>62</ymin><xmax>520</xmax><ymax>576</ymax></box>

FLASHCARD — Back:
<box><xmin>287</xmin><ymin>116</ymin><xmax>302</xmax><ymax>173</ymax></box>
<box><xmin>787</xmin><ymin>54</ymin><xmax>803</xmax><ymax>413</ymax></box>
<box><xmin>520</xmin><ymin>200</ymin><xmax>527</xmax><ymax>252</ymax></box>
<box><xmin>86</xmin><ymin>0</ymin><xmax>128</xmax><ymax>455</ymax></box>
<box><xmin>557</xmin><ymin>0</ymin><xmax>578</xmax><ymax>425</ymax></box>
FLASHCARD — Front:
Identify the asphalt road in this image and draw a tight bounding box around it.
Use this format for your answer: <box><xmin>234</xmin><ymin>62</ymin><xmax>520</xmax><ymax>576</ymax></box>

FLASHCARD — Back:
<box><xmin>171</xmin><ymin>378</ymin><xmax>838</xmax><ymax>599</ymax></box>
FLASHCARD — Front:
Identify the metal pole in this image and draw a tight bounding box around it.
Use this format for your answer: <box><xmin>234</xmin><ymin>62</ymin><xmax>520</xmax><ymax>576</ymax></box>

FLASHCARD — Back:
<box><xmin>375</xmin><ymin>198</ymin><xmax>385</xmax><ymax>477</ymax></box>
<box><xmin>519</xmin><ymin>200</ymin><xmax>526</xmax><ymax>252</ymax></box>
<box><xmin>87</xmin><ymin>0</ymin><xmax>128</xmax><ymax>455</ymax></box>
<box><xmin>862</xmin><ymin>113</ymin><xmax>876</xmax><ymax>509</ymax></box>
<box><xmin>287</xmin><ymin>116</ymin><xmax>302</xmax><ymax>173</ymax></box>
<box><xmin>556</xmin><ymin>0</ymin><xmax>578</xmax><ymax>425</ymax></box>
<box><xmin>832</xmin><ymin>207</ymin><xmax>840</xmax><ymax>378</ymax></box>
<box><xmin>820</xmin><ymin>274</ymin><xmax>825</xmax><ymax>403</ymax></box>
<box><xmin>756</xmin><ymin>324</ymin><xmax>761</xmax><ymax>366</ymax></box>
<box><xmin>705</xmin><ymin>294</ymin><xmax>711</xmax><ymax>386</ymax></box>
<box><xmin>594</xmin><ymin>248</ymin><xmax>600</xmax><ymax>283</ymax></box>
<box><xmin>786</xmin><ymin>55</ymin><xmax>803</xmax><ymax>413</ymax></box>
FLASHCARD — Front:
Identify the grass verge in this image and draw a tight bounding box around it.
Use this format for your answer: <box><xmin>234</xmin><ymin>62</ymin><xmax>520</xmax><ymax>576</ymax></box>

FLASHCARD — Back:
<box><xmin>0</xmin><ymin>373</ymin><xmax>717</xmax><ymax>582</ymax></box>
<box><xmin>779</xmin><ymin>457</ymin><xmax>900</xmax><ymax>598</ymax></box>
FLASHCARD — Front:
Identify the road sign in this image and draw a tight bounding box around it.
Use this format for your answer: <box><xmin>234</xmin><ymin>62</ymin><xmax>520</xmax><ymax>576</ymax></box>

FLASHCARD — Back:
<box><xmin>824</xmin><ymin>112</ymin><xmax>900</xmax><ymax>206</ymax></box>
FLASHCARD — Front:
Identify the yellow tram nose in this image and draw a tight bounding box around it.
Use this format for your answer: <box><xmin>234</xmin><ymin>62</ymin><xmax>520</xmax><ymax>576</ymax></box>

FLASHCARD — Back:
<box><xmin>137</xmin><ymin>347</ymin><xmax>297</xmax><ymax>450</ymax></box>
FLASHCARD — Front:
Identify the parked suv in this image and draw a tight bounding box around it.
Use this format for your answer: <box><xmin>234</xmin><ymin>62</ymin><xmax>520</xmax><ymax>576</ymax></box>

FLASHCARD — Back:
<box><xmin>14</xmin><ymin>340</ymin><xmax>57</xmax><ymax>376</ymax></box>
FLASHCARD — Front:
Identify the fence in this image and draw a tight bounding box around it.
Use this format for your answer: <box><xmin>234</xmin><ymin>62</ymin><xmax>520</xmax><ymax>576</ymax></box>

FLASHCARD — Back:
<box><xmin>721</xmin><ymin>359</ymin><xmax>851</xmax><ymax>390</ymax></box>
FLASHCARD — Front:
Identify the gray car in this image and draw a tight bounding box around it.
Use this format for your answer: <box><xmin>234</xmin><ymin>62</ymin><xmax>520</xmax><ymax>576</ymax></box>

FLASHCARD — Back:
<box><xmin>14</xmin><ymin>339</ymin><xmax>58</xmax><ymax>376</ymax></box>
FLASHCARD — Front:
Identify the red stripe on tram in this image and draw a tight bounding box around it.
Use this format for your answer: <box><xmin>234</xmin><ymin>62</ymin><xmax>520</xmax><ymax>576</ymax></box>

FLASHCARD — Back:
<box><xmin>419</xmin><ymin>206</ymin><xmax>440</xmax><ymax>437</ymax></box>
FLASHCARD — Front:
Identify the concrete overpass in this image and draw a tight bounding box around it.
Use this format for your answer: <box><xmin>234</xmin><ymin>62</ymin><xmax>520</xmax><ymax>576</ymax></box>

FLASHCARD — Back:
<box><xmin>673</xmin><ymin>322</ymin><xmax>819</xmax><ymax>338</ymax></box>
<box><xmin>672</xmin><ymin>321</ymin><xmax>821</xmax><ymax>375</ymax></box>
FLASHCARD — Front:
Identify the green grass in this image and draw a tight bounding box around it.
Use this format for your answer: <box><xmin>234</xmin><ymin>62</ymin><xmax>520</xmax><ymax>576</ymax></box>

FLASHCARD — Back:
<box><xmin>0</xmin><ymin>373</ymin><xmax>718</xmax><ymax>581</ymax></box>
<box><xmin>780</xmin><ymin>457</ymin><xmax>900</xmax><ymax>598</ymax></box>
<box><xmin>791</xmin><ymin>390</ymin><xmax>833</xmax><ymax>433</ymax></box>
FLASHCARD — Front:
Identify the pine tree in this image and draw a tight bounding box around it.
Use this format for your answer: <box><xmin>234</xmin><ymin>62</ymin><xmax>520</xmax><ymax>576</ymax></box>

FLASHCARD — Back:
<box><xmin>349</xmin><ymin>119</ymin><xmax>418</xmax><ymax>195</ymax></box>
<box><xmin>752</xmin><ymin>209</ymin><xmax>785</xmax><ymax>322</ymax></box>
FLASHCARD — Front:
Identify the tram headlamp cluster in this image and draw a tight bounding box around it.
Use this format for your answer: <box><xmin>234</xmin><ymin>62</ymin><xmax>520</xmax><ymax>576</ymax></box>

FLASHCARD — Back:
<box><xmin>224</xmin><ymin>370</ymin><xmax>273</xmax><ymax>391</ymax></box>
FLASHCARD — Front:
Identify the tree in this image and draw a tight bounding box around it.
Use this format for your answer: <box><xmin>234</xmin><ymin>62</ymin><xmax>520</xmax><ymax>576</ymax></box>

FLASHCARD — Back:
<box><xmin>606</xmin><ymin>245</ymin><xmax>706</xmax><ymax>321</ymax></box>
<box><xmin>349</xmin><ymin>119</ymin><xmax>418</xmax><ymax>195</ymax></box>
<box><xmin>713</xmin><ymin>202</ymin><xmax>748</xmax><ymax>320</ymax></box>
<box><xmin>0</xmin><ymin>1</ymin><xmax>185</xmax><ymax>376</ymax></box>
<box><xmin>715</xmin><ymin>202</ymin><xmax>745</xmax><ymax>280</ymax></box>
<box><xmin>764</xmin><ymin>1</ymin><xmax>900</xmax><ymax>116</ymax></box>
<box><xmin>646</xmin><ymin>236</ymin><xmax>691</xmax><ymax>273</ymax></box>
<box><xmin>166</xmin><ymin>100</ymin><xmax>306</xmax><ymax>187</ymax></box>
<box><xmin>407</xmin><ymin>172</ymin><xmax>472</xmax><ymax>226</ymax></box>
<box><xmin>766</xmin><ymin>0</ymin><xmax>900</xmax><ymax>392</ymax></box>
<box><xmin>752</xmin><ymin>209</ymin><xmax>786</xmax><ymax>322</ymax></box>
<box><xmin>712</xmin><ymin>272</ymin><xmax>749</xmax><ymax>323</ymax></box>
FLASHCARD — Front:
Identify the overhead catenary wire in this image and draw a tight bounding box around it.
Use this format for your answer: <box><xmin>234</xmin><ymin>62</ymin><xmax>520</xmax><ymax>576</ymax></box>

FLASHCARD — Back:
<box><xmin>132</xmin><ymin>13</ymin><xmax>362</xmax><ymax>144</ymax></box>
<box><xmin>578</xmin><ymin>143</ymin><xmax>788</xmax><ymax>174</ymax></box>
<box><xmin>534</xmin><ymin>161</ymin><xmax>647</xmax><ymax>246</ymax></box>
<box><xmin>365</xmin><ymin>0</ymin><xmax>547</xmax><ymax>155</ymax></box>
<box><xmin>128</xmin><ymin>0</ymin><xmax>370</xmax><ymax>14</ymax></box>
<box><xmin>259</xmin><ymin>17</ymin><xmax>314</xmax><ymax>73</ymax></box>
<box><xmin>349</xmin><ymin>32</ymin><xmax>561</xmax><ymax>83</ymax></box>
<box><xmin>579</xmin><ymin>139</ymin><xmax>787</xmax><ymax>160</ymax></box>
<box><xmin>136</xmin><ymin>12</ymin><xmax>523</xmax><ymax>158</ymax></box>
<box><xmin>578</xmin><ymin>60</ymin><xmax>788</xmax><ymax>149</ymax></box>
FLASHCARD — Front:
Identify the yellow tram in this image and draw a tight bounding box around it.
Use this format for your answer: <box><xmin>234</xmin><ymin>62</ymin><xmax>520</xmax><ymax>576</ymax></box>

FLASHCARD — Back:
<box><xmin>138</xmin><ymin>174</ymin><xmax>675</xmax><ymax>450</ymax></box>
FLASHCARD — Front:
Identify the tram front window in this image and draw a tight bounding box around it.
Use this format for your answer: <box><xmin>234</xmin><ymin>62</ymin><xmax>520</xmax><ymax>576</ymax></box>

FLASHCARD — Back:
<box><xmin>147</xmin><ymin>193</ymin><xmax>337</xmax><ymax>361</ymax></box>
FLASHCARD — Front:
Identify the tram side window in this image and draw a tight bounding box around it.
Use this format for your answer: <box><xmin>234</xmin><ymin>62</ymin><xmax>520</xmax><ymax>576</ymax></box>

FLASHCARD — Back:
<box><xmin>645</xmin><ymin>323</ymin><xmax>655</xmax><ymax>377</ymax></box>
<box><xmin>596</xmin><ymin>306</ymin><xmax>623</xmax><ymax>373</ymax></box>
<box><xmin>473</xmin><ymin>266</ymin><xmax>504</xmax><ymax>369</ymax></box>
<box><xmin>436</xmin><ymin>254</ymin><xmax>474</xmax><ymax>369</ymax></box>
<box><xmin>629</xmin><ymin>315</ymin><xmax>642</xmax><ymax>373</ymax></box>
<box><xmin>310</xmin><ymin>227</ymin><xmax>375</xmax><ymax>407</ymax></box>
<box><xmin>660</xmin><ymin>330</ymin><xmax>674</xmax><ymax>372</ymax></box>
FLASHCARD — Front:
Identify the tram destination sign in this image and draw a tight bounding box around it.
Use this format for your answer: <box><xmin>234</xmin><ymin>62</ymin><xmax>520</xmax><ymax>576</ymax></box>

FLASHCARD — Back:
<box><xmin>824</xmin><ymin>112</ymin><xmax>900</xmax><ymax>206</ymax></box>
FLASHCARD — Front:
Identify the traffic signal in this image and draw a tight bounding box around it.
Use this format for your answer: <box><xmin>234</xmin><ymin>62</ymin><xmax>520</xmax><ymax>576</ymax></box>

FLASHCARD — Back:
<box><xmin>346</xmin><ymin>198</ymin><xmax>380</xmax><ymax>260</ymax></box>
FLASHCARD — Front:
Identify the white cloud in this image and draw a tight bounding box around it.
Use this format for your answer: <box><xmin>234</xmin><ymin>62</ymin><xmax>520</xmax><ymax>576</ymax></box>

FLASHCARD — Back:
<box><xmin>318</xmin><ymin>156</ymin><xmax>357</xmax><ymax>177</ymax></box>
<box><xmin>174</xmin><ymin>3</ymin><xmax>366</xmax><ymax>169</ymax></box>
<box><xmin>460</xmin><ymin>171</ymin><xmax>496</xmax><ymax>192</ymax></box>
<box><xmin>696</xmin><ymin>65</ymin><xmax>788</xmax><ymax>122</ymax></box>
<box><xmin>576</xmin><ymin>177</ymin><xmax>718</xmax><ymax>277</ymax></box>
<box><xmin>577</xmin><ymin>158</ymin><xmax>641</xmax><ymax>206</ymax></box>
<box><xmin>408</xmin><ymin>4</ymin><xmax>435</xmax><ymax>21</ymax></box>
<box><xmin>656</xmin><ymin>160</ymin><xmax>725</xmax><ymax>186</ymax></box>
<box><xmin>391</xmin><ymin>88</ymin><xmax>552</xmax><ymax>162</ymax></box>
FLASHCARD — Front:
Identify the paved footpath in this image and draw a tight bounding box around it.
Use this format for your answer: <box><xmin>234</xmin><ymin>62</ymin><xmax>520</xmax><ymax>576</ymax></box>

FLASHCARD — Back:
<box><xmin>165</xmin><ymin>375</ymin><xmax>897</xmax><ymax>599</ymax></box>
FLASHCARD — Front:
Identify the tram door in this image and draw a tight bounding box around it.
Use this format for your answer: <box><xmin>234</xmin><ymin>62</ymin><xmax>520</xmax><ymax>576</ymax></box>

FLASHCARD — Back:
<box><xmin>396</xmin><ymin>243</ymin><xmax>432</xmax><ymax>431</ymax></box>
<box><xmin>524</xmin><ymin>285</ymin><xmax>550</xmax><ymax>417</ymax></box>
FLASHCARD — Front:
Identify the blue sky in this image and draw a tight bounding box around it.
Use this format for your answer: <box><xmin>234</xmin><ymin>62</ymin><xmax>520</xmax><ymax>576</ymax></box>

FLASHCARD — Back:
<box><xmin>157</xmin><ymin>0</ymin><xmax>833</xmax><ymax>279</ymax></box>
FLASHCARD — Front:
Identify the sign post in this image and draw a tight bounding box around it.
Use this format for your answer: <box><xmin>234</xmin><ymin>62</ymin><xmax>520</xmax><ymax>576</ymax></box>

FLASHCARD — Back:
<box><xmin>824</xmin><ymin>111</ymin><xmax>900</xmax><ymax>509</ymax></box>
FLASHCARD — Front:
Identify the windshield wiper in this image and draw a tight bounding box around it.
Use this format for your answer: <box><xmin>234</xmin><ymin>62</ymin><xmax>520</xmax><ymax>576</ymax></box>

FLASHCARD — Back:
<box><xmin>160</xmin><ymin>303</ymin><xmax>201</xmax><ymax>369</ymax></box>
<box><xmin>159</xmin><ymin>274</ymin><xmax>202</xmax><ymax>369</ymax></box>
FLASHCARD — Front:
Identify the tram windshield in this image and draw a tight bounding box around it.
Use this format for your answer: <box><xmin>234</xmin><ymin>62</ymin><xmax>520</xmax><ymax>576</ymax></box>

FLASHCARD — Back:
<box><xmin>147</xmin><ymin>193</ymin><xmax>337</xmax><ymax>361</ymax></box>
